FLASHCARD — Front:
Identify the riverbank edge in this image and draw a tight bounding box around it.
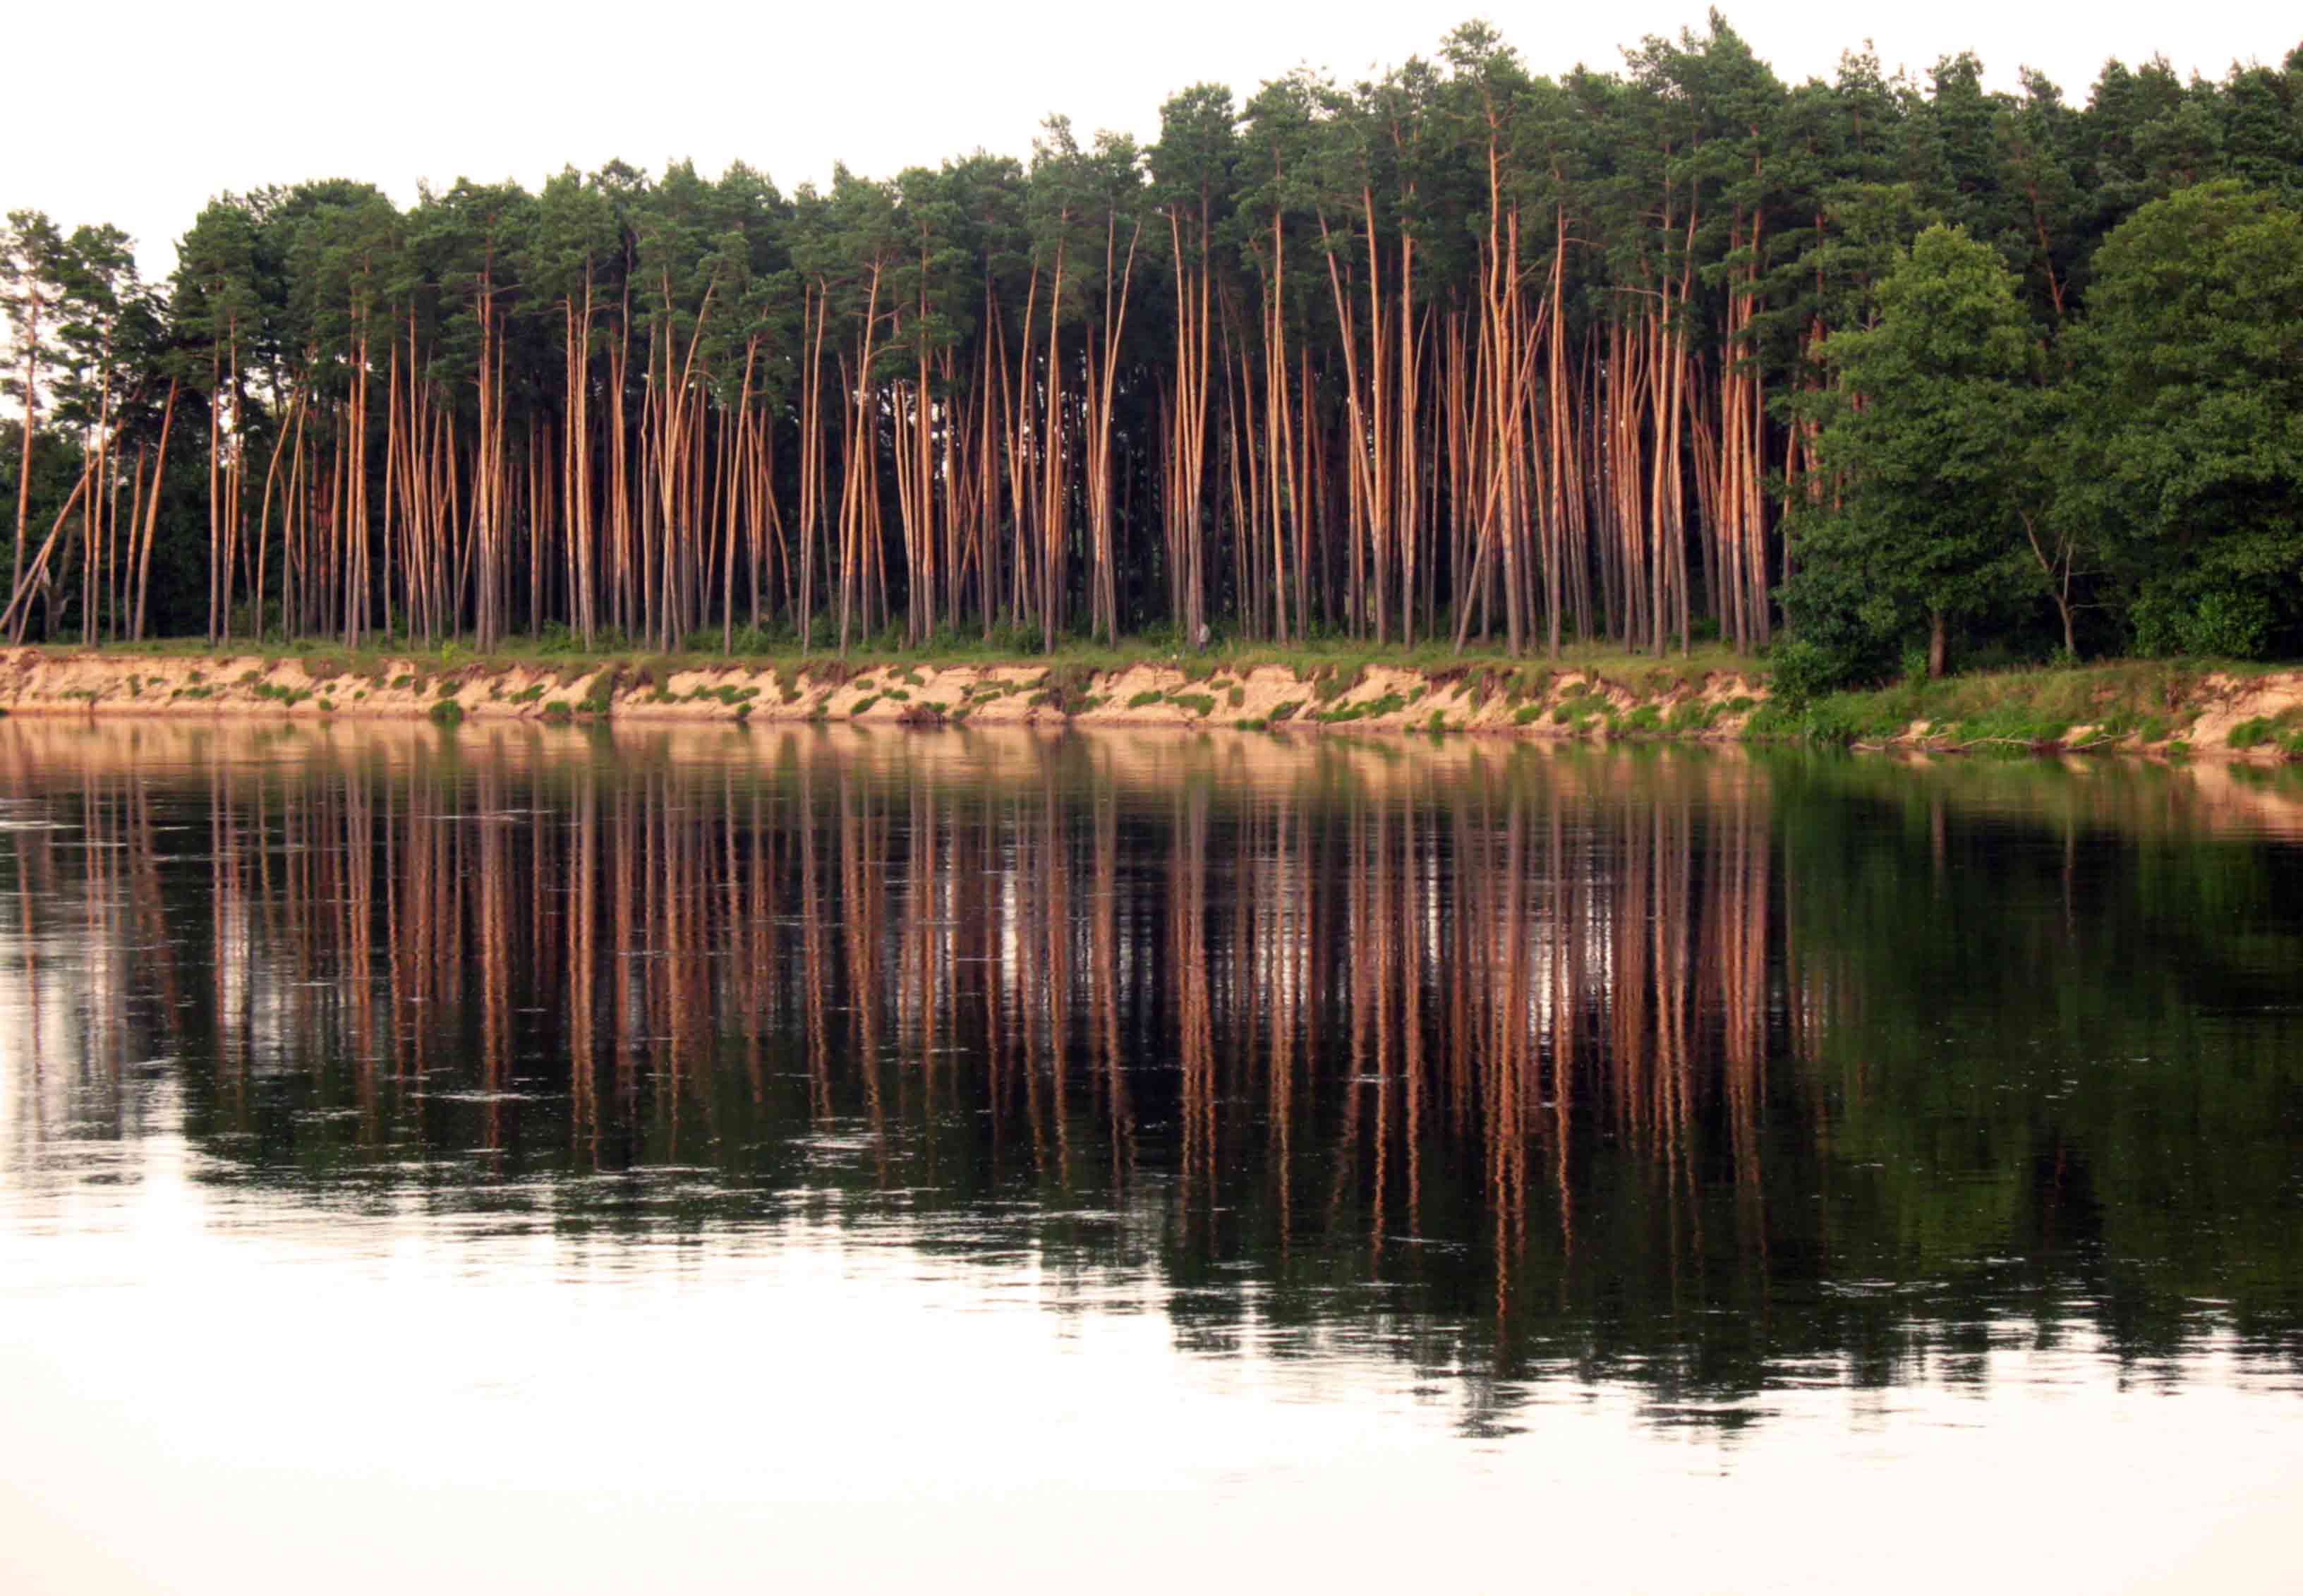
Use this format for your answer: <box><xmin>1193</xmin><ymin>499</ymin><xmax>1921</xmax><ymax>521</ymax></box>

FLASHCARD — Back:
<box><xmin>1</xmin><ymin>647</ymin><xmax>2298</xmax><ymax>758</ymax></box>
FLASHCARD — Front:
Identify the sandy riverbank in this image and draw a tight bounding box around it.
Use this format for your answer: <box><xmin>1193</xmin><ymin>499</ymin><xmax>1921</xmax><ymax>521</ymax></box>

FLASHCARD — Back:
<box><xmin>0</xmin><ymin>648</ymin><xmax>1765</xmax><ymax>741</ymax></box>
<box><xmin>3</xmin><ymin>646</ymin><xmax>2299</xmax><ymax>758</ymax></box>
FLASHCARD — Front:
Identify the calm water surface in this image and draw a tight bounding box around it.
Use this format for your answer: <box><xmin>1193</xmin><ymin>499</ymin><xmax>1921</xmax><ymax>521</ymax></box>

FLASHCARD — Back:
<box><xmin>3</xmin><ymin>720</ymin><xmax>2299</xmax><ymax>1592</ymax></box>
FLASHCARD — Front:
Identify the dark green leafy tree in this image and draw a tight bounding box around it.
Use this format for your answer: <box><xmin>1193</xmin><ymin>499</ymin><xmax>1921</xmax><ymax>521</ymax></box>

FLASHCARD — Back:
<box><xmin>2060</xmin><ymin>181</ymin><xmax>2303</xmax><ymax>658</ymax></box>
<box><xmin>1782</xmin><ymin>224</ymin><xmax>2038</xmax><ymax>687</ymax></box>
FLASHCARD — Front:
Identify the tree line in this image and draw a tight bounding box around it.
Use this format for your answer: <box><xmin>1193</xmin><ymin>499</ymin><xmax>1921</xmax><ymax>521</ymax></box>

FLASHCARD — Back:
<box><xmin>4</xmin><ymin>14</ymin><xmax>2300</xmax><ymax>677</ymax></box>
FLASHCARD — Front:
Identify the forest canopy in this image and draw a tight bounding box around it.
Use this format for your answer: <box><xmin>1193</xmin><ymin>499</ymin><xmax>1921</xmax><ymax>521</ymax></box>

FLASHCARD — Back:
<box><xmin>4</xmin><ymin>13</ymin><xmax>2301</xmax><ymax>684</ymax></box>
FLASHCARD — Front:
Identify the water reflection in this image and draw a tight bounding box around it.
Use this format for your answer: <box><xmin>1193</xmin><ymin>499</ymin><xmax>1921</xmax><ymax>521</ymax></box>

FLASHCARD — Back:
<box><xmin>4</xmin><ymin>720</ymin><xmax>2301</xmax><ymax>1430</ymax></box>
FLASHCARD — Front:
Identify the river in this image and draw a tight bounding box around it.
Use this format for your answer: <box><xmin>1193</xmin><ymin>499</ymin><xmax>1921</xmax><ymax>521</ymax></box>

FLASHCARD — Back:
<box><xmin>2</xmin><ymin>720</ymin><xmax>2298</xmax><ymax>1592</ymax></box>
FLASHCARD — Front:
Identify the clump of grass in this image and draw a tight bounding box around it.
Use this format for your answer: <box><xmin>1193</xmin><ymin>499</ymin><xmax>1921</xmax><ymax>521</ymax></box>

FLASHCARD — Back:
<box><xmin>1171</xmin><ymin>691</ymin><xmax>1218</xmax><ymax>718</ymax></box>
<box><xmin>1128</xmin><ymin>689</ymin><xmax>1166</xmax><ymax>709</ymax></box>
<box><xmin>1268</xmin><ymin>701</ymin><xmax>1304</xmax><ymax>724</ymax></box>
<box><xmin>579</xmin><ymin>667</ymin><xmax>622</xmax><ymax>718</ymax></box>
<box><xmin>1552</xmin><ymin>691</ymin><xmax>1607</xmax><ymax>730</ymax></box>
<box><xmin>1664</xmin><ymin>699</ymin><xmax>1717</xmax><ymax>734</ymax></box>
<box><xmin>1310</xmin><ymin>663</ymin><xmax>1365</xmax><ymax>703</ymax></box>
<box><xmin>2228</xmin><ymin>709</ymin><xmax>2303</xmax><ymax>749</ymax></box>
<box><xmin>428</xmin><ymin>699</ymin><xmax>465</xmax><ymax>728</ymax></box>
<box><xmin>1313</xmin><ymin>691</ymin><xmax>1406</xmax><ymax>725</ymax></box>
<box><xmin>1027</xmin><ymin>663</ymin><xmax>1100</xmax><ymax>715</ymax></box>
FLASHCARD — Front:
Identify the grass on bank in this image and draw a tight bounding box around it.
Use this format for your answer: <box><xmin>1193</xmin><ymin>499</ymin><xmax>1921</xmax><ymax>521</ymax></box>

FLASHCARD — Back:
<box><xmin>42</xmin><ymin>631</ymin><xmax>1758</xmax><ymax>696</ymax></box>
<box><xmin>1752</xmin><ymin>656</ymin><xmax>2300</xmax><ymax>751</ymax></box>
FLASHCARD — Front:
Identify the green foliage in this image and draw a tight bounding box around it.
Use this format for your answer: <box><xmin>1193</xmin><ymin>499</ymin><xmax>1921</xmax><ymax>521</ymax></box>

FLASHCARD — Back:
<box><xmin>20</xmin><ymin>43</ymin><xmax>2303</xmax><ymax>670</ymax></box>
<box><xmin>1311</xmin><ymin>691</ymin><xmax>1406</xmax><ymax>724</ymax></box>
<box><xmin>2061</xmin><ymin>183</ymin><xmax>2303</xmax><ymax>659</ymax></box>
<box><xmin>2228</xmin><ymin>710</ymin><xmax>2302</xmax><ymax>750</ymax></box>
<box><xmin>1782</xmin><ymin>226</ymin><xmax>2039</xmax><ymax>688</ymax></box>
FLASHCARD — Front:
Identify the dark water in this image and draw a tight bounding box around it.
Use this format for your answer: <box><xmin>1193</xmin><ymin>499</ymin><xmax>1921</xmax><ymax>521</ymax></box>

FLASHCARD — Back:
<box><xmin>3</xmin><ymin>720</ymin><xmax>2299</xmax><ymax>1592</ymax></box>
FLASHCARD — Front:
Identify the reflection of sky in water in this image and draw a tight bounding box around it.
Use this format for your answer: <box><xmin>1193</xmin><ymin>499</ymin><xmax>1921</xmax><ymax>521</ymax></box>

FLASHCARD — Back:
<box><xmin>4</xmin><ymin>1092</ymin><xmax>2296</xmax><ymax>1595</ymax></box>
<box><xmin>3</xmin><ymin>725</ymin><xmax>2301</xmax><ymax>1592</ymax></box>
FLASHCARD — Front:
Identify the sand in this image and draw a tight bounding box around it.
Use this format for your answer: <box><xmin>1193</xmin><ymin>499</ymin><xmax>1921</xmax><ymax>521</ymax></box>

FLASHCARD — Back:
<box><xmin>4</xmin><ymin>646</ymin><xmax>2299</xmax><ymax>759</ymax></box>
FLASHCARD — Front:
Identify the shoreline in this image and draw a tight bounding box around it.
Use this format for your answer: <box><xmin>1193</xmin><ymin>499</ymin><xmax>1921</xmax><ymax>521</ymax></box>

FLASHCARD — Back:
<box><xmin>0</xmin><ymin>646</ymin><xmax>1767</xmax><ymax>742</ymax></box>
<box><xmin>1</xmin><ymin>646</ymin><xmax>2297</xmax><ymax>760</ymax></box>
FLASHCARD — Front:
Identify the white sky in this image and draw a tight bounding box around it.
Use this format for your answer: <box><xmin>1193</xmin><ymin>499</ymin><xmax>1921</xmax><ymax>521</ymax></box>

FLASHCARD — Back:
<box><xmin>7</xmin><ymin>0</ymin><xmax>2297</xmax><ymax>280</ymax></box>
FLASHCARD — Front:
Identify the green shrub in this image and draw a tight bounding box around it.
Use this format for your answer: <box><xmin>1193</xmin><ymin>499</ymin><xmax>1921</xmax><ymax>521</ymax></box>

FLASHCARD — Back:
<box><xmin>2134</xmin><ymin>581</ymin><xmax>2278</xmax><ymax>660</ymax></box>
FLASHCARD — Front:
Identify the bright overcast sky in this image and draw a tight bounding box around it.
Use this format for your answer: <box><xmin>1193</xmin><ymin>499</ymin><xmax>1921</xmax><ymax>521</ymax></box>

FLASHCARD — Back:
<box><xmin>7</xmin><ymin>0</ymin><xmax>2295</xmax><ymax>279</ymax></box>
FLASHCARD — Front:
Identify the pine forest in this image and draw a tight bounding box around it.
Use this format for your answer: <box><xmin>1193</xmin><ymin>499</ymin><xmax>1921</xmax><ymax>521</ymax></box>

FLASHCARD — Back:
<box><xmin>5</xmin><ymin>15</ymin><xmax>2302</xmax><ymax>688</ymax></box>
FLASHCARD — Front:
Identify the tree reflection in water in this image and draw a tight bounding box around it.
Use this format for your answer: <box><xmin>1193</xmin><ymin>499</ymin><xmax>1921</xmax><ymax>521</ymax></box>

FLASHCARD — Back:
<box><xmin>4</xmin><ymin>720</ymin><xmax>2299</xmax><ymax>1429</ymax></box>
